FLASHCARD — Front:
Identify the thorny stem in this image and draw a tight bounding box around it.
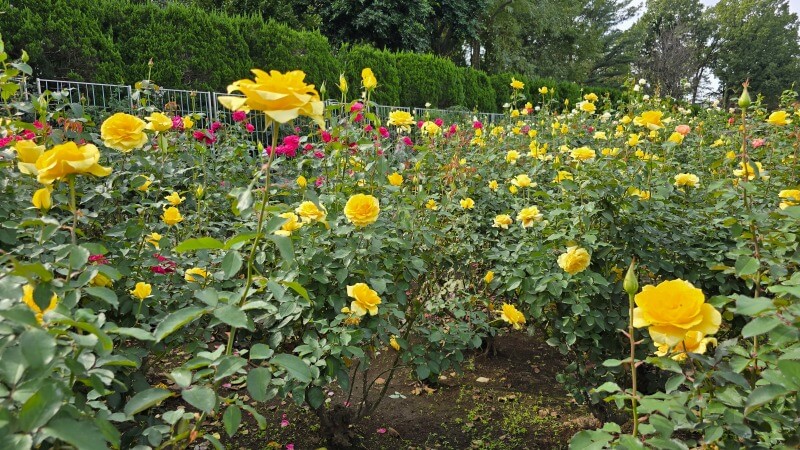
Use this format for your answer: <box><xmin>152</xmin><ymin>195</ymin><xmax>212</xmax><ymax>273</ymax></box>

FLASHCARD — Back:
<box><xmin>226</xmin><ymin>122</ymin><xmax>279</xmax><ymax>356</ymax></box>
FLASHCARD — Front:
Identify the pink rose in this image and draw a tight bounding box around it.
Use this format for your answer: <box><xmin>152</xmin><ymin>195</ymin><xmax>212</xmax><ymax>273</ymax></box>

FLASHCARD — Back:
<box><xmin>232</xmin><ymin>110</ymin><xmax>247</xmax><ymax>122</ymax></box>
<box><xmin>350</xmin><ymin>102</ymin><xmax>364</xmax><ymax>112</ymax></box>
<box><xmin>434</xmin><ymin>118</ymin><xmax>444</xmax><ymax>127</ymax></box>
<box><xmin>402</xmin><ymin>136</ymin><xmax>413</xmax><ymax>146</ymax></box>
<box><xmin>245</xmin><ymin>123</ymin><xmax>255</xmax><ymax>133</ymax></box>
<box><xmin>321</xmin><ymin>130</ymin><xmax>332</xmax><ymax>143</ymax></box>
<box><xmin>675</xmin><ymin>124</ymin><xmax>691</xmax><ymax>136</ymax></box>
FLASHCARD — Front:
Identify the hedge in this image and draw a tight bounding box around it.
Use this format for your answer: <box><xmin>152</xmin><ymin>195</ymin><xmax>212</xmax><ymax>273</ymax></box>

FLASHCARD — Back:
<box><xmin>0</xmin><ymin>0</ymin><xmax>621</xmax><ymax>113</ymax></box>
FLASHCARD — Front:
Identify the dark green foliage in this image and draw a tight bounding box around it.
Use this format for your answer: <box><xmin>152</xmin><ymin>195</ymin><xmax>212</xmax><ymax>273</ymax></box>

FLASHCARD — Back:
<box><xmin>395</xmin><ymin>52</ymin><xmax>464</xmax><ymax>108</ymax></box>
<box><xmin>460</xmin><ymin>67</ymin><xmax>496</xmax><ymax>112</ymax></box>
<box><xmin>338</xmin><ymin>44</ymin><xmax>401</xmax><ymax>105</ymax></box>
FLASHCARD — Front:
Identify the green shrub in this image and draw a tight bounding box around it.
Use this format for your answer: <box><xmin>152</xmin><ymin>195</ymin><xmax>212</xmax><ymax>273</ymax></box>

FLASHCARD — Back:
<box><xmin>461</xmin><ymin>67</ymin><xmax>498</xmax><ymax>112</ymax></box>
<box><xmin>338</xmin><ymin>44</ymin><xmax>401</xmax><ymax>105</ymax></box>
<box><xmin>395</xmin><ymin>52</ymin><xmax>465</xmax><ymax>107</ymax></box>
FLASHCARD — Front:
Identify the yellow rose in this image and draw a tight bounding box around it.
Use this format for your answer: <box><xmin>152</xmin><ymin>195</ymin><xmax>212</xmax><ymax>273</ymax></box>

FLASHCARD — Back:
<box><xmin>136</xmin><ymin>176</ymin><xmax>153</xmax><ymax>192</ymax></box>
<box><xmin>580</xmin><ymin>101</ymin><xmax>596</xmax><ymax>114</ymax></box>
<box><xmin>297</xmin><ymin>175</ymin><xmax>307</xmax><ymax>188</ymax></box>
<box><xmin>14</xmin><ymin>140</ymin><xmax>45</xmax><ymax>175</ymax></box>
<box><xmin>510</xmin><ymin>174</ymin><xmax>532</xmax><ymax>188</ymax></box>
<box><xmin>130</xmin><ymin>282</ymin><xmax>152</xmax><ymax>300</ymax></box>
<box><xmin>633</xmin><ymin>279</ymin><xmax>721</xmax><ymax>347</ymax></box>
<box><xmin>509</xmin><ymin>185</ymin><xmax>518</xmax><ymax>194</ymax></box>
<box><xmin>387</xmin><ymin>111</ymin><xmax>414</xmax><ymax>128</ymax></box>
<box><xmin>145</xmin><ymin>112</ymin><xmax>173</xmax><ymax>132</ymax></box>
<box><xmin>492</xmin><ymin>214</ymin><xmax>513</xmax><ymax>229</ymax></box>
<box><xmin>101</xmin><ymin>113</ymin><xmax>148</xmax><ymax>152</ymax></box>
<box><xmin>185</xmin><ymin>267</ymin><xmax>209</xmax><ymax>282</ymax></box>
<box><xmin>21</xmin><ymin>284</ymin><xmax>58</xmax><ymax>325</ymax></box>
<box><xmin>146</xmin><ymin>232</ymin><xmax>162</xmax><ymax>249</ymax></box>
<box><xmin>733</xmin><ymin>161</ymin><xmax>767</xmax><ymax>180</ymax></box>
<box><xmin>584</xmin><ymin>92</ymin><xmax>598</xmax><ymax>102</ymax></box>
<box><xmin>593</xmin><ymin>131</ymin><xmax>607</xmax><ymax>140</ymax></box>
<box><xmin>347</xmin><ymin>282</ymin><xmax>381</xmax><ymax>316</ymax></box>
<box><xmin>389</xmin><ymin>335</ymin><xmax>401</xmax><ymax>351</ymax></box>
<box><xmin>633</xmin><ymin>110</ymin><xmax>664</xmax><ymax>130</ymax></box>
<box><xmin>218</xmin><ymin>69</ymin><xmax>324</xmax><ymax>127</ymax></box>
<box><xmin>91</xmin><ymin>273</ymin><xmax>114</xmax><ymax>288</ymax></box>
<box><xmin>554</xmin><ymin>171</ymin><xmax>573</xmax><ymax>183</ymax></box>
<box><xmin>674</xmin><ymin>173</ymin><xmax>700</xmax><ymax>188</ymax></box>
<box><xmin>425</xmin><ymin>199</ymin><xmax>439</xmax><ymax>210</ymax></box>
<box><xmin>557</xmin><ymin>246</ymin><xmax>590</xmax><ymax>275</ymax></box>
<box><xmin>505</xmin><ymin>150</ymin><xmax>520</xmax><ymax>164</ymax></box>
<box><xmin>361</xmin><ymin>68</ymin><xmax>378</xmax><ymax>90</ymax></box>
<box><xmin>387</xmin><ymin>172</ymin><xmax>404</xmax><ymax>186</ymax></box>
<box><xmin>667</xmin><ymin>132</ymin><xmax>684</xmax><ymax>144</ymax></box>
<box><xmin>196</xmin><ymin>185</ymin><xmax>205</xmax><ymax>198</ymax></box>
<box><xmin>165</xmin><ymin>191</ymin><xmax>185</xmax><ymax>206</ymax></box>
<box><xmin>767</xmin><ymin>110</ymin><xmax>791</xmax><ymax>126</ymax></box>
<box><xmin>779</xmin><ymin>189</ymin><xmax>800</xmax><ymax>209</ymax></box>
<box><xmin>628</xmin><ymin>188</ymin><xmax>651</xmax><ymax>200</ymax></box>
<box><xmin>295</xmin><ymin>201</ymin><xmax>327</xmax><ymax>223</ymax></box>
<box><xmin>500</xmin><ymin>303</ymin><xmax>526</xmax><ymax>330</ymax></box>
<box><xmin>627</xmin><ymin>134</ymin><xmax>640</xmax><ymax>146</ymax></box>
<box><xmin>510</xmin><ymin>109</ymin><xmax>520</xmax><ymax>118</ymax></box>
<box><xmin>460</xmin><ymin>198</ymin><xmax>475</xmax><ymax>209</ymax></box>
<box><xmin>601</xmin><ymin>147</ymin><xmax>621</xmax><ymax>156</ymax></box>
<box><xmin>620</xmin><ymin>115</ymin><xmax>632</xmax><ymax>124</ymax></box>
<box><xmin>274</xmin><ymin>212</ymin><xmax>304</xmax><ymax>236</ymax></box>
<box><xmin>488</xmin><ymin>180</ymin><xmax>499</xmax><ymax>191</ymax></box>
<box><xmin>182</xmin><ymin>116</ymin><xmax>194</xmax><ymax>130</ymax></box>
<box><xmin>338</xmin><ymin>73</ymin><xmax>348</xmax><ymax>93</ymax></box>
<box><xmin>32</xmin><ymin>187</ymin><xmax>52</xmax><ymax>211</ymax></box>
<box><xmin>420</xmin><ymin>121</ymin><xmax>441</xmax><ymax>136</ymax></box>
<box><xmin>344</xmin><ymin>194</ymin><xmax>380</xmax><ymax>227</ymax></box>
<box><xmin>516</xmin><ymin>206</ymin><xmax>542</xmax><ymax>228</ymax></box>
<box><xmin>161</xmin><ymin>207</ymin><xmax>183</xmax><ymax>226</ymax></box>
<box><xmin>538</xmin><ymin>86</ymin><xmax>548</xmax><ymax>94</ymax></box>
<box><xmin>484</xmin><ymin>271</ymin><xmax>494</xmax><ymax>284</ymax></box>
<box><xmin>570</xmin><ymin>146</ymin><xmax>596</xmax><ymax>161</ymax></box>
<box><xmin>510</xmin><ymin>78</ymin><xmax>525</xmax><ymax>90</ymax></box>
<box><xmin>655</xmin><ymin>330</ymin><xmax>717</xmax><ymax>361</ymax></box>
<box><xmin>35</xmin><ymin>142</ymin><xmax>112</xmax><ymax>185</ymax></box>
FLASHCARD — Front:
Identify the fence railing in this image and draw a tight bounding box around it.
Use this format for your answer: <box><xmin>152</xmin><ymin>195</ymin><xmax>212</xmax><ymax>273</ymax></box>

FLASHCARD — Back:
<box><xmin>23</xmin><ymin>78</ymin><xmax>505</xmax><ymax>128</ymax></box>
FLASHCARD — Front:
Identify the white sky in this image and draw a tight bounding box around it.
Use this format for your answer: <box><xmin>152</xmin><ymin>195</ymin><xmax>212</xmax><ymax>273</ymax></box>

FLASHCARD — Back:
<box><xmin>620</xmin><ymin>0</ymin><xmax>800</xmax><ymax>29</ymax></box>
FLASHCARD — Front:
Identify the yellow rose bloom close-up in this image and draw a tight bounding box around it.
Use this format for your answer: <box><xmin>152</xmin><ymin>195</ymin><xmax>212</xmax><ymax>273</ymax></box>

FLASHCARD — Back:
<box><xmin>500</xmin><ymin>303</ymin><xmax>526</xmax><ymax>330</ymax></box>
<box><xmin>779</xmin><ymin>189</ymin><xmax>800</xmax><ymax>209</ymax></box>
<box><xmin>344</xmin><ymin>194</ymin><xmax>380</xmax><ymax>227</ymax></box>
<box><xmin>387</xmin><ymin>110</ymin><xmax>414</xmax><ymax>128</ymax></box>
<box><xmin>145</xmin><ymin>112</ymin><xmax>173</xmax><ymax>132</ymax></box>
<box><xmin>538</xmin><ymin>86</ymin><xmax>548</xmax><ymax>94</ymax></box>
<box><xmin>185</xmin><ymin>267</ymin><xmax>209</xmax><ymax>283</ymax></box>
<box><xmin>674</xmin><ymin>173</ymin><xmax>700</xmax><ymax>188</ymax></box>
<box><xmin>295</xmin><ymin>201</ymin><xmax>327</xmax><ymax>223</ymax></box>
<box><xmin>557</xmin><ymin>246</ymin><xmax>591</xmax><ymax>275</ymax></box>
<box><xmin>633</xmin><ymin>279</ymin><xmax>721</xmax><ymax>347</ymax></box>
<box><xmin>296</xmin><ymin>175</ymin><xmax>307</xmax><ymax>188</ymax></box>
<box><xmin>32</xmin><ymin>187</ymin><xmax>52</xmax><ymax>211</ymax></box>
<box><xmin>654</xmin><ymin>330</ymin><xmax>717</xmax><ymax>361</ymax></box>
<box><xmin>510</xmin><ymin>173</ymin><xmax>532</xmax><ymax>188</ymax></box>
<box><xmin>570</xmin><ymin>146</ymin><xmax>596</xmax><ymax>161</ymax></box>
<box><xmin>161</xmin><ymin>206</ymin><xmax>183</xmax><ymax>226</ymax></box>
<box><xmin>583</xmin><ymin>92</ymin><xmax>598</xmax><ymax>102</ymax></box>
<box><xmin>484</xmin><ymin>270</ymin><xmax>494</xmax><ymax>284</ymax></box>
<box><xmin>361</xmin><ymin>68</ymin><xmax>378</xmax><ymax>90</ymax></box>
<box><xmin>21</xmin><ymin>284</ymin><xmax>58</xmax><ymax>325</ymax></box>
<box><xmin>218</xmin><ymin>69</ymin><xmax>325</xmax><ymax>127</ymax></box>
<box><xmin>488</xmin><ymin>180</ymin><xmax>499</xmax><ymax>191</ymax></box>
<box><xmin>165</xmin><ymin>191</ymin><xmax>185</xmax><ymax>206</ymax></box>
<box><xmin>733</xmin><ymin>161</ymin><xmax>767</xmax><ymax>180</ymax></box>
<box><xmin>505</xmin><ymin>150</ymin><xmax>520</xmax><ymax>164</ymax></box>
<box><xmin>579</xmin><ymin>101</ymin><xmax>596</xmax><ymax>114</ymax></box>
<box><xmin>460</xmin><ymin>197</ymin><xmax>475</xmax><ymax>209</ymax></box>
<box><xmin>274</xmin><ymin>212</ymin><xmax>304</xmax><ymax>236</ymax></box>
<box><xmin>387</xmin><ymin>172</ymin><xmax>404</xmax><ymax>186</ymax></box>
<box><xmin>101</xmin><ymin>112</ymin><xmax>149</xmax><ymax>152</ymax></box>
<box><xmin>634</xmin><ymin>110</ymin><xmax>664</xmax><ymax>130</ymax></box>
<box><xmin>492</xmin><ymin>214</ymin><xmax>513</xmax><ymax>229</ymax></box>
<box><xmin>347</xmin><ymin>282</ymin><xmax>381</xmax><ymax>316</ymax></box>
<box><xmin>14</xmin><ymin>139</ymin><xmax>45</xmax><ymax>175</ymax></box>
<box><xmin>35</xmin><ymin>142</ymin><xmax>113</xmax><ymax>185</ymax></box>
<box><xmin>510</xmin><ymin>78</ymin><xmax>525</xmax><ymax>89</ymax></box>
<box><xmin>130</xmin><ymin>282</ymin><xmax>152</xmax><ymax>301</ymax></box>
<box><xmin>766</xmin><ymin>110</ymin><xmax>791</xmax><ymax>126</ymax></box>
<box><xmin>425</xmin><ymin>199</ymin><xmax>439</xmax><ymax>210</ymax></box>
<box><xmin>516</xmin><ymin>206</ymin><xmax>543</xmax><ymax>228</ymax></box>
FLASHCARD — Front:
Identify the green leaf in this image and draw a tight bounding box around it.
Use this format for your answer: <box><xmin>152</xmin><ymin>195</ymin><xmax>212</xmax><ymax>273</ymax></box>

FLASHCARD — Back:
<box><xmin>18</xmin><ymin>384</ymin><xmax>63</xmax><ymax>432</ymax></box>
<box><xmin>734</xmin><ymin>256</ymin><xmax>759</xmax><ymax>277</ymax></box>
<box><xmin>268</xmin><ymin>235</ymin><xmax>294</xmax><ymax>263</ymax></box>
<box><xmin>745</xmin><ymin>384</ymin><xmax>787</xmax><ymax>415</ymax></box>
<box><xmin>174</xmin><ymin>237</ymin><xmax>225</xmax><ymax>253</ymax></box>
<box><xmin>648</xmin><ymin>414</ymin><xmax>674</xmax><ymax>437</ymax></box>
<box><xmin>569</xmin><ymin>430</ymin><xmax>613</xmax><ymax>450</ymax></box>
<box><xmin>223</xmin><ymin>405</ymin><xmax>242</xmax><ymax>437</ymax></box>
<box><xmin>69</xmin><ymin>245</ymin><xmax>91</xmax><ymax>270</ymax></box>
<box><xmin>247</xmin><ymin>367</ymin><xmax>273</xmax><ymax>402</ymax></box>
<box><xmin>109</xmin><ymin>327</ymin><xmax>155</xmax><ymax>341</ymax></box>
<box><xmin>271</xmin><ymin>354</ymin><xmax>312</xmax><ymax>384</ymax></box>
<box><xmin>307</xmin><ymin>386</ymin><xmax>325</xmax><ymax>409</ymax></box>
<box><xmin>170</xmin><ymin>369</ymin><xmax>193</xmax><ymax>388</ymax></box>
<box><xmin>11</xmin><ymin>262</ymin><xmax>53</xmax><ymax>282</ymax></box>
<box><xmin>214</xmin><ymin>356</ymin><xmax>247</xmax><ymax>381</ymax></box>
<box><xmin>154</xmin><ymin>307</ymin><xmax>206</xmax><ymax>342</ymax></box>
<box><xmin>281</xmin><ymin>280</ymin><xmax>310</xmax><ymax>302</ymax></box>
<box><xmin>194</xmin><ymin>288</ymin><xmax>219</xmax><ymax>307</ymax></box>
<box><xmin>249</xmin><ymin>344</ymin><xmax>273</xmax><ymax>360</ymax></box>
<box><xmin>224</xmin><ymin>232</ymin><xmax>260</xmax><ymax>249</ymax></box>
<box><xmin>777</xmin><ymin>359</ymin><xmax>800</xmax><ymax>389</ymax></box>
<box><xmin>213</xmin><ymin>305</ymin><xmax>250</xmax><ymax>329</ymax></box>
<box><xmin>56</xmin><ymin>319</ymin><xmax>113</xmax><ymax>355</ymax></box>
<box><xmin>124</xmin><ymin>388</ymin><xmax>174</xmax><ymax>417</ymax></box>
<box><xmin>20</xmin><ymin>328</ymin><xmax>56</xmax><ymax>369</ymax></box>
<box><xmin>240</xmin><ymin>404</ymin><xmax>267</xmax><ymax>430</ymax></box>
<box><xmin>741</xmin><ymin>316</ymin><xmax>781</xmax><ymax>338</ymax></box>
<box><xmin>221</xmin><ymin>251</ymin><xmax>243</xmax><ymax>279</ymax></box>
<box><xmin>733</xmin><ymin>295</ymin><xmax>775</xmax><ymax>316</ymax></box>
<box><xmin>43</xmin><ymin>418</ymin><xmax>109</xmax><ymax>450</ymax></box>
<box><xmin>83</xmin><ymin>287</ymin><xmax>119</xmax><ymax>308</ymax></box>
<box><xmin>182</xmin><ymin>386</ymin><xmax>216</xmax><ymax>413</ymax></box>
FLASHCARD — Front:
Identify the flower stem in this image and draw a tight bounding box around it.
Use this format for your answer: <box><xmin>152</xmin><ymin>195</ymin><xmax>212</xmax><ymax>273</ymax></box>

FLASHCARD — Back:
<box><xmin>225</xmin><ymin>122</ymin><xmax>279</xmax><ymax>356</ymax></box>
<box><xmin>68</xmin><ymin>176</ymin><xmax>77</xmax><ymax>246</ymax></box>
<box><xmin>628</xmin><ymin>290</ymin><xmax>639</xmax><ymax>437</ymax></box>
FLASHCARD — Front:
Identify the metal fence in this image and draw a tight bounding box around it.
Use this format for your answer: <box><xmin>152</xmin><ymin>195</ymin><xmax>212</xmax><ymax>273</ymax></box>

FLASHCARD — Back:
<box><xmin>28</xmin><ymin>78</ymin><xmax>505</xmax><ymax>129</ymax></box>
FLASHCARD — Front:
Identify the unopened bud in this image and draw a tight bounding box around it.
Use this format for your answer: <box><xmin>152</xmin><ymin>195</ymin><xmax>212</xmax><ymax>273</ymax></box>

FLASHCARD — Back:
<box><xmin>623</xmin><ymin>259</ymin><xmax>639</xmax><ymax>296</ymax></box>
<box><xmin>738</xmin><ymin>81</ymin><xmax>751</xmax><ymax>108</ymax></box>
<box><xmin>148</xmin><ymin>58</ymin><xmax>154</xmax><ymax>67</ymax></box>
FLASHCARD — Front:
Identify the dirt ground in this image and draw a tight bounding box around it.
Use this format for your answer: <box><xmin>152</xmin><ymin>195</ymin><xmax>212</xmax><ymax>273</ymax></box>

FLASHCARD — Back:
<box><xmin>182</xmin><ymin>332</ymin><xmax>600</xmax><ymax>450</ymax></box>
